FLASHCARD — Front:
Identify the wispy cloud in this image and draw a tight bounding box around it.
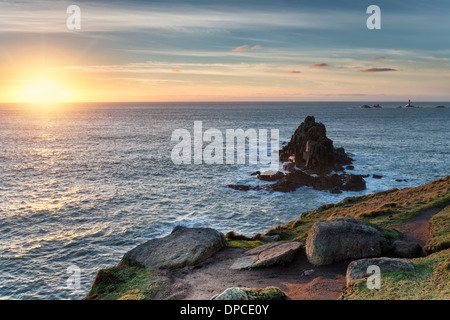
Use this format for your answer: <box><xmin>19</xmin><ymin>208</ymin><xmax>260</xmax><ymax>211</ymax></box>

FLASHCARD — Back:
<box><xmin>289</xmin><ymin>70</ymin><xmax>301</xmax><ymax>74</ymax></box>
<box><xmin>310</xmin><ymin>63</ymin><xmax>329</xmax><ymax>67</ymax></box>
<box><xmin>251</xmin><ymin>45</ymin><xmax>262</xmax><ymax>50</ymax></box>
<box><xmin>359</xmin><ymin>68</ymin><xmax>398</xmax><ymax>73</ymax></box>
<box><xmin>232</xmin><ymin>45</ymin><xmax>249</xmax><ymax>52</ymax></box>
<box><xmin>0</xmin><ymin>1</ymin><xmax>363</xmax><ymax>34</ymax></box>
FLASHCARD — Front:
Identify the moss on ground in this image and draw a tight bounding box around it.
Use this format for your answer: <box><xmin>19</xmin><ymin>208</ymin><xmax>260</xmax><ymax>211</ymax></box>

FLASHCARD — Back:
<box><xmin>340</xmin><ymin>249</ymin><xmax>450</xmax><ymax>300</ymax></box>
<box><xmin>425</xmin><ymin>205</ymin><xmax>450</xmax><ymax>254</ymax></box>
<box><xmin>246</xmin><ymin>287</ymin><xmax>287</xmax><ymax>300</ymax></box>
<box><xmin>83</xmin><ymin>259</ymin><xmax>166</xmax><ymax>300</ymax></box>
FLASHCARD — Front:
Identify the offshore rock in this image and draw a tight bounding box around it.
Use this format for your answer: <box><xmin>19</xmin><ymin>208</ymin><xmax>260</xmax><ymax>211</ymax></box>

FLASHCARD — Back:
<box><xmin>279</xmin><ymin>116</ymin><xmax>353</xmax><ymax>174</ymax></box>
<box><xmin>228</xmin><ymin>116</ymin><xmax>366</xmax><ymax>193</ymax></box>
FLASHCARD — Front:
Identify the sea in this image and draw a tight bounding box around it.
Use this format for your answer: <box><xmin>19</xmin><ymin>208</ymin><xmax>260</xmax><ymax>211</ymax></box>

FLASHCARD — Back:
<box><xmin>0</xmin><ymin>101</ymin><xmax>449</xmax><ymax>299</ymax></box>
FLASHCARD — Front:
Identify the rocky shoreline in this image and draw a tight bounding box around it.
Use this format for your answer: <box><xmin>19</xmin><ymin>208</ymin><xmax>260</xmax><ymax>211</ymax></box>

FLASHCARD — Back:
<box><xmin>84</xmin><ymin>176</ymin><xmax>450</xmax><ymax>300</ymax></box>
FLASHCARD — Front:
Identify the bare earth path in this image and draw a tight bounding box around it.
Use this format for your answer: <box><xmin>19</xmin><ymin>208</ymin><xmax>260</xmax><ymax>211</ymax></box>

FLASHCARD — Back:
<box><xmin>394</xmin><ymin>203</ymin><xmax>450</xmax><ymax>247</ymax></box>
<box><xmin>158</xmin><ymin>203</ymin><xmax>449</xmax><ymax>300</ymax></box>
<box><xmin>157</xmin><ymin>247</ymin><xmax>349</xmax><ymax>300</ymax></box>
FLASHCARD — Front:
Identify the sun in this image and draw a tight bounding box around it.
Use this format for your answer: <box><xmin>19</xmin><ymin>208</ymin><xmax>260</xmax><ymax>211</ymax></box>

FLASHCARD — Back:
<box><xmin>16</xmin><ymin>78</ymin><xmax>76</xmax><ymax>104</ymax></box>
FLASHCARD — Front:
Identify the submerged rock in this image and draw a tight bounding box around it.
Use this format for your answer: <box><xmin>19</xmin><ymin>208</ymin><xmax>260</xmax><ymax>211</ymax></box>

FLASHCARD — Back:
<box><xmin>123</xmin><ymin>226</ymin><xmax>226</xmax><ymax>269</ymax></box>
<box><xmin>343</xmin><ymin>174</ymin><xmax>367</xmax><ymax>191</ymax></box>
<box><xmin>306</xmin><ymin>218</ymin><xmax>383</xmax><ymax>266</ymax></box>
<box><xmin>257</xmin><ymin>170</ymin><xmax>284</xmax><ymax>181</ymax></box>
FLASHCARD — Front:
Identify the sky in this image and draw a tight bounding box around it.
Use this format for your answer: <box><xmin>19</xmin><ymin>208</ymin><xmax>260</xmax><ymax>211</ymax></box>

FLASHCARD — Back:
<box><xmin>1</xmin><ymin>0</ymin><xmax>449</xmax><ymax>102</ymax></box>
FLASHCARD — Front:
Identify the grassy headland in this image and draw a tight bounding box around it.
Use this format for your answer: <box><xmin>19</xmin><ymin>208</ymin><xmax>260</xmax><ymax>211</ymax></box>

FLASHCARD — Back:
<box><xmin>85</xmin><ymin>176</ymin><xmax>449</xmax><ymax>300</ymax></box>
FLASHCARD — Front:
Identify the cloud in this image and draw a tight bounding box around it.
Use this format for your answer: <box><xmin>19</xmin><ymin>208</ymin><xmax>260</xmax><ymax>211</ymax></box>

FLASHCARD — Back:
<box><xmin>171</xmin><ymin>69</ymin><xmax>182</xmax><ymax>73</ymax></box>
<box><xmin>359</xmin><ymin>68</ymin><xmax>397</xmax><ymax>72</ymax></box>
<box><xmin>251</xmin><ymin>45</ymin><xmax>262</xmax><ymax>50</ymax></box>
<box><xmin>310</xmin><ymin>63</ymin><xmax>329</xmax><ymax>67</ymax></box>
<box><xmin>372</xmin><ymin>56</ymin><xmax>386</xmax><ymax>61</ymax></box>
<box><xmin>232</xmin><ymin>45</ymin><xmax>249</xmax><ymax>52</ymax></box>
<box><xmin>289</xmin><ymin>70</ymin><xmax>301</xmax><ymax>74</ymax></box>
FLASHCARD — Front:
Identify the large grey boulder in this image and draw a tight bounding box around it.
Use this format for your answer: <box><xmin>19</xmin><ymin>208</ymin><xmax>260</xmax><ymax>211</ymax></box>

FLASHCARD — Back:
<box><xmin>306</xmin><ymin>218</ymin><xmax>383</xmax><ymax>266</ymax></box>
<box><xmin>123</xmin><ymin>226</ymin><xmax>226</xmax><ymax>269</ymax></box>
<box><xmin>346</xmin><ymin>257</ymin><xmax>415</xmax><ymax>286</ymax></box>
<box><xmin>230</xmin><ymin>241</ymin><xmax>302</xmax><ymax>270</ymax></box>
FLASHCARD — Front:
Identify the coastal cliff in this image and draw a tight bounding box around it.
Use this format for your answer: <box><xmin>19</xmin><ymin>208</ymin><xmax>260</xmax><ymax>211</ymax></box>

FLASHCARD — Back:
<box><xmin>85</xmin><ymin>176</ymin><xmax>450</xmax><ymax>300</ymax></box>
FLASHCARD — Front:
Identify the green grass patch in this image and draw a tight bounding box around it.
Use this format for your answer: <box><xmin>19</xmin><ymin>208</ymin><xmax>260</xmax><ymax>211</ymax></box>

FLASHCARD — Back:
<box><xmin>340</xmin><ymin>249</ymin><xmax>450</xmax><ymax>300</ymax></box>
<box><xmin>84</xmin><ymin>260</ymin><xmax>166</xmax><ymax>300</ymax></box>
<box><xmin>425</xmin><ymin>205</ymin><xmax>450</xmax><ymax>254</ymax></box>
<box><xmin>226</xmin><ymin>239</ymin><xmax>265</xmax><ymax>249</ymax></box>
<box><xmin>246</xmin><ymin>287</ymin><xmax>287</xmax><ymax>300</ymax></box>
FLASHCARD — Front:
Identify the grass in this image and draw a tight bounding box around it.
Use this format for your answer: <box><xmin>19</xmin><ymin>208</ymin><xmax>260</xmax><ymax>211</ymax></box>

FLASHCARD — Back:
<box><xmin>425</xmin><ymin>205</ymin><xmax>450</xmax><ymax>254</ymax></box>
<box><xmin>246</xmin><ymin>287</ymin><xmax>287</xmax><ymax>300</ymax></box>
<box><xmin>83</xmin><ymin>259</ymin><xmax>166</xmax><ymax>300</ymax></box>
<box><xmin>340</xmin><ymin>249</ymin><xmax>450</xmax><ymax>300</ymax></box>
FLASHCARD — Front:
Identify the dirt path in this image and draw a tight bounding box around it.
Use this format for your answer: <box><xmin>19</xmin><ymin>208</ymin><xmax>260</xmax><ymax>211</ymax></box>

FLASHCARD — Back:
<box><xmin>158</xmin><ymin>203</ymin><xmax>449</xmax><ymax>300</ymax></box>
<box><xmin>394</xmin><ymin>203</ymin><xmax>449</xmax><ymax>247</ymax></box>
<box><xmin>157</xmin><ymin>246</ymin><xmax>349</xmax><ymax>300</ymax></box>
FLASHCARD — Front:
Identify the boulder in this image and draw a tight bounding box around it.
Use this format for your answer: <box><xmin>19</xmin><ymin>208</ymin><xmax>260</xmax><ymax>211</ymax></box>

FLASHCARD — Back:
<box><xmin>212</xmin><ymin>287</ymin><xmax>248</xmax><ymax>300</ymax></box>
<box><xmin>393</xmin><ymin>240</ymin><xmax>423</xmax><ymax>258</ymax></box>
<box><xmin>123</xmin><ymin>226</ymin><xmax>226</xmax><ymax>269</ymax></box>
<box><xmin>339</xmin><ymin>196</ymin><xmax>357</xmax><ymax>204</ymax></box>
<box><xmin>346</xmin><ymin>257</ymin><xmax>415</xmax><ymax>286</ymax></box>
<box><xmin>306</xmin><ymin>218</ymin><xmax>383</xmax><ymax>266</ymax></box>
<box><xmin>230</xmin><ymin>241</ymin><xmax>302</xmax><ymax>270</ymax></box>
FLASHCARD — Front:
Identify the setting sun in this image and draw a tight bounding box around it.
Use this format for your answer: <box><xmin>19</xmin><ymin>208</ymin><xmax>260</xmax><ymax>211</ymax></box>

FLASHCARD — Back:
<box><xmin>15</xmin><ymin>79</ymin><xmax>76</xmax><ymax>103</ymax></box>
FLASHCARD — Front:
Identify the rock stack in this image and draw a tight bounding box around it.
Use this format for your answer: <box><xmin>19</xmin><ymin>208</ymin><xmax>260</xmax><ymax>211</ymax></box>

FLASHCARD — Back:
<box><xmin>279</xmin><ymin>116</ymin><xmax>352</xmax><ymax>174</ymax></box>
